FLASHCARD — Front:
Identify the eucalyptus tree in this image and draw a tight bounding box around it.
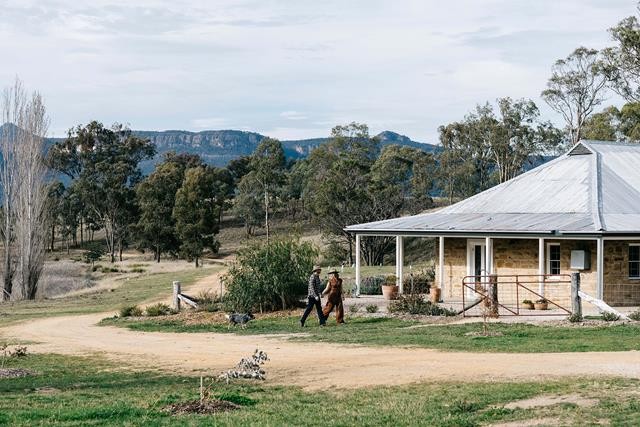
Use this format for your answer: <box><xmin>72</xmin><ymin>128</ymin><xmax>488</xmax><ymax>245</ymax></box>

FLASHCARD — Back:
<box><xmin>48</xmin><ymin>121</ymin><xmax>156</xmax><ymax>262</ymax></box>
<box><xmin>541</xmin><ymin>47</ymin><xmax>608</xmax><ymax>145</ymax></box>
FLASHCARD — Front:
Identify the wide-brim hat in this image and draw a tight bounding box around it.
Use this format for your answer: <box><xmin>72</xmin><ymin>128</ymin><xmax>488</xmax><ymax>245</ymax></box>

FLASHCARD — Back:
<box><xmin>312</xmin><ymin>265</ymin><xmax>322</xmax><ymax>273</ymax></box>
<box><xmin>327</xmin><ymin>270</ymin><xmax>339</xmax><ymax>275</ymax></box>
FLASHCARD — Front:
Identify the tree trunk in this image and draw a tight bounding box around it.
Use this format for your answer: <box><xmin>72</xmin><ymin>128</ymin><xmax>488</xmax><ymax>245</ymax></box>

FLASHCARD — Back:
<box><xmin>264</xmin><ymin>189</ymin><xmax>269</xmax><ymax>244</ymax></box>
<box><xmin>50</xmin><ymin>224</ymin><xmax>55</xmax><ymax>252</ymax></box>
<box><xmin>195</xmin><ymin>257</ymin><xmax>199</xmax><ymax>268</ymax></box>
<box><xmin>156</xmin><ymin>245</ymin><xmax>161</xmax><ymax>263</ymax></box>
<box><xmin>79</xmin><ymin>217</ymin><xmax>83</xmax><ymax>247</ymax></box>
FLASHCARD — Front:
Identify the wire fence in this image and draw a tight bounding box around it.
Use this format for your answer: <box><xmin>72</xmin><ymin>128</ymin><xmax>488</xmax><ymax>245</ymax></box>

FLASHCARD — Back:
<box><xmin>603</xmin><ymin>274</ymin><xmax>640</xmax><ymax>307</ymax></box>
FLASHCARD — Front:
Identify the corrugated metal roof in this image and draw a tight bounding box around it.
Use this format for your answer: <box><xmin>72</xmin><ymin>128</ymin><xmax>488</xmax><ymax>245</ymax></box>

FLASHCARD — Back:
<box><xmin>346</xmin><ymin>140</ymin><xmax>640</xmax><ymax>236</ymax></box>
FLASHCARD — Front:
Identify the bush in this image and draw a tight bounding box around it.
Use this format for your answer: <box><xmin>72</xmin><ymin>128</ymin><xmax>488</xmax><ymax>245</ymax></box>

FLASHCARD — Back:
<box><xmin>145</xmin><ymin>303</ymin><xmax>172</xmax><ymax>317</ymax></box>
<box><xmin>119</xmin><ymin>305</ymin><xmax>143</xmax><ymax>317</ymax></box>
<box><xmin>223</xmin><ymin>239</ymin><xmax>318</xmax><ymax>312</ymax></box>
<box><xmin>83</xmin><ymin>243</ymin><xmax>105</xmax><ymax>266</ymax></box>
<box><xmin>196</xmin><ymin>290</ymin><xmax>223</xmax><ymax>312</ymax></box>
<box><xmin>129</xmin><ymin>267</ymin><xmax>146</xmax><ymax>273</ymax></box>
<box><xmin>568</xmin><ymin>313</ymin><xmax>583</xmax><ymax>323</ymax></box>
<box><xmin>349</xmin><ymin>304</ymin><xmax>360</xmax><ymax>313</ymax></box>
<box><xmin>360</xmin><ymin>276</ymin><xmax>384</xmax><ymax>295</ymax></box>
<box><xmin>365</xmin><ymin>304</ymin><xmax>379</xmax><ymax>313</ymax></box>
<box><xmin>629</xmin><ymin>310</ymin><xmax>640</xmax><ymax>321</ymax></box>
<box><xmin>402</xmin><ymin>272</ymin><xmax>432</xmax><ymax>294</ymax></box>
<box><xmin>601</xmin><ymin>311</ymin><xmax>620</xmax><ymax>322</ymax></box>
<box><xmin>389</xmin><ymin>294</ymin><xmax>457</xmax><ymax>316</ymax></box>
<box><xmin>320</xmin><ymin>240</ymin><xmax>349</xmax><ymax>266</ymax></box>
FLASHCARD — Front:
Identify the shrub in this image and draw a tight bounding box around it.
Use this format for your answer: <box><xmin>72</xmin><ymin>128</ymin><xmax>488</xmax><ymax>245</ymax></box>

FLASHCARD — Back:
<box><xmin>629</xmin><ymin>310</ymin><xmax>640</xmax><ymax>321</ymax></box>
<box><xmin>129</xmin><ymin>267</ymin><xmax>146</xmax><ymax>273</ymax></box>
<box><xmin>145</xmin><ymin>303</ymin><xmax>172</xmax><ymax>317</ymax></box>
<box><xmin>601</xmin><ymin>311</ymin><xmax>620</xmax><ymax>322</ymax></box>
<box><xmin>119</xmin><ymin>305</ymin><xmax>143</xmax><ymax>317</ymax></box>
<box><xmin>402</xmin><ymin>272</ymin><xmax>431</xmax><ymax>294</ymax></box>
<box><xmin>360</xmin><ymin>276</ymin><xmax>384</xmax><ymax>295</ymax></box>
<box><xmin>365</xmin><ymin>304</ymin><xmax>379</xmax><ymax>313</ymax></box>
<box><xmin>196</xmin><ymin>290</ymin><xmax>223</xmax><ymax>312</ymax></box>
<box><xmin>349</xmin><ymin>304</ymin><xmax>360</xmax><ymax>313</ymax></box>
<box><xmin>568</xmin><ymin>313</ymin><xmax>583</xmax><ymax>323</ymax></box>
<box><xmin>83</xmin><ymin>243</ymin><xmax>105</xmax><ymax>267</ymax></box>
<box><xmin>389</xmin><ymin>294</ymin><xmax>457</xmax><ymax>316</ymax></box>
<box><xmin>223</xmin><ymin>239</ymin><xmax>318</xmax><ymax>312</ymax></box>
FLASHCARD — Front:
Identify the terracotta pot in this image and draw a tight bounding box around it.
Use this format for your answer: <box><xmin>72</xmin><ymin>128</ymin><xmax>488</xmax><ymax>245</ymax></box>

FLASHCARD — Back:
<box><xmin>382</xmin><ymin>284</ymin><xmax>399</xmax><ymax>300</ymax></box>
<box><xmin>430</xmin><ymin>287</ymin><xmax>442</xmax><ymax>303</ymax></box>
<box><xmin>534</xmin><ymin>302</ymin><xmax>549</xmax><ymax>310</ymax></box>
<box><xmin>521</xmin><ymin>302</ymin><xmax>534</xmax><ymax>310</ymax></box>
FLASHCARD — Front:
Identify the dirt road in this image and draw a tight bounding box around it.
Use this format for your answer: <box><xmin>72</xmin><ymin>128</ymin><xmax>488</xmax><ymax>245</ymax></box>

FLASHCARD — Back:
<box><xmin>3</xmin><ymin>312</ymin><xmax>640</xmax><ymax>390</ymax></box>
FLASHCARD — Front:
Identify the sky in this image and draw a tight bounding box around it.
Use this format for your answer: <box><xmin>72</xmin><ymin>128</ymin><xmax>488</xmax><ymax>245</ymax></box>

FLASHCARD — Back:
<box><xmin>0</xmin><ymin>0</ymin><xmax>636</xmax><ymax>142</ymax></box>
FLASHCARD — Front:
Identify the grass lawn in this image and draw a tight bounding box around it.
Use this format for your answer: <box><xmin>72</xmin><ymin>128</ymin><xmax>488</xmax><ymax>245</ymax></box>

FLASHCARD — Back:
<box><xmin>1</xmin><ymin>353</ymin><xmax>639</xmax><ymax>426</ymax></box>
<box><xmin>0</xmin><ymin>267</ymin><xmax>218</xmax><ymax>326</ymax></box>
<box><xmin>101</xmin><ymin>314</ymin><xmax>640</xmax><ymax>353</ymax></box>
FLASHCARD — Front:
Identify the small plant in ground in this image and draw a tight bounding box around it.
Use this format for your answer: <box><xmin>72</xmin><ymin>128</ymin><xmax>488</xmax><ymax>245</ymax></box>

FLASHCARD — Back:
<box><xmin>601</xmin><ymin>311</ymin><xmax>620</xmax><ymax>322</ymax></box>
<box><xmin>365</xmin><ymin>304</ymin><xmax>379</xmax><ymax>313</ymax></box>
<box><xmin>129</xmin><ymin>267</ymin><xmax>146</xmax><ymax>273</ymax></box>
<box><xmin>629</xmin><ymin>310</ymin><xmax>640</xmax><ymax>321</ymax></box>
<box><xmin>1</xmin><ymin>344</ymin><xmax>28</xmax><ymax>368</ymax></box>
<box><xmin>349</xmin><ymin>304</ymin><xmax>360</xmax><ymax>313</ymax></box>
<box><xmin>389</xmin><ymin>294</ymin><xmax>457</xmax><ymax>316</ymax></box>
<box><xmin>568</xmin><ymin>313</ymin><xmax>583</xmax><ymax>323</ymax></box>
<box><xmin>145</xmin><ymin>303</ymin><xmax>172</xmax><ymax>317</ymax></box>
<box><xmin>119</xmin><ymin>305</ymin><xmax>143</xmax><ymax>317</ymax></box>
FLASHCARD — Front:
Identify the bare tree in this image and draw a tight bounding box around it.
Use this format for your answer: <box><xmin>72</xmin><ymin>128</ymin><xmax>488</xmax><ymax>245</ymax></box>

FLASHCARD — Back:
<box><xmin>15</xmin><ymin>91</ymin><xmax>49</xmax><ymax>299</ymax></box>
<box><xmin>0</xmin><ymin>78</ymin><xmax>49</xmax><ymax>301</ymax></box>
<box><xmin>0</xmin><ymin>80</ymin><xmax>23</xmax><ymax>301</ymax></box>
<box><xmin>541</xmin><ymin>47</ymin><xmax>609</xmax><ymax>145</ymax></box>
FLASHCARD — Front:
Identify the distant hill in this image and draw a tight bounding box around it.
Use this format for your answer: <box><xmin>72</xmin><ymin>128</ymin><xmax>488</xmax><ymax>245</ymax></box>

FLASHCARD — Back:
<box><xmin>1</xmin><ymin>123</ymin><xmax>439</xmax><ymax>173</ymax></box>
<box><xmin>134</xmin><ymin>129</ymin><xmax>438</xmax><ymax>172</ymax></box>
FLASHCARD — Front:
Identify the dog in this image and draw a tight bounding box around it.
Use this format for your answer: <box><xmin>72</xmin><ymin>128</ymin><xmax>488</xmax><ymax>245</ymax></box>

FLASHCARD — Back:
<box><xmin>225</xmin><ymin>312</ymin><xmax>255</xmax><ymax>328</ymax></box>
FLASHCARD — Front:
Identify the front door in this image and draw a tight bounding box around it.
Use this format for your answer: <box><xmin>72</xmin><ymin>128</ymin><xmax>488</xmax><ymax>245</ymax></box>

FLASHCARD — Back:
<box><xmin>467</xmin><ymin>240</ymin><xmax>487</xmax><ymax>296</ymax></box>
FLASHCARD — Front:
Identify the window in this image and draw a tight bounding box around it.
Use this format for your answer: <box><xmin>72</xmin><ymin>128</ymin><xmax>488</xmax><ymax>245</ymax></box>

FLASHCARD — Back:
<box><xmin>629</xmin><ymin>245</ymin><xmax>640</xmax><ymax>279</ymax></box>
<box><xmin>547</xmin><ymin>244</ymin><xmax>561</xmax><ymax>276</ymax></box>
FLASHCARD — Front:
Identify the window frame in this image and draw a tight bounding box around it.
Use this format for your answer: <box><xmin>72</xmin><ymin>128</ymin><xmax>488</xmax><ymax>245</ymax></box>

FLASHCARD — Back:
<box><xmin>546</xmin><ymin>243</ymin><xmax>561</xmax><ymax>279</ymax></box>
<box><xmin>629</xmin><ymin>244</ymin><xmax>640</xmax><ymax>280</ymax></box>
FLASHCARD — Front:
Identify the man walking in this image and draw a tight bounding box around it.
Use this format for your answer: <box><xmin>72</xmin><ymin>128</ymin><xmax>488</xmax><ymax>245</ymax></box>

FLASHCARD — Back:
<box><xmin>300</xmin><ymin>265</ymin><xmax>326</xmax><ymax>327</ymax></box>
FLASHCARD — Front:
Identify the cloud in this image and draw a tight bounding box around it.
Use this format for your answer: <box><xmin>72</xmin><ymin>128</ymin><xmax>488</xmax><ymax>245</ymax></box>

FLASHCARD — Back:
<box><xmin>0</xmin><ymin>0</ymin><xmax>636</xmax><ymax>144</ymax></box>
<box><xmin>280</xmin><ymin>111</ymin><xmax>308</xmax><ymax>121</ymax></box>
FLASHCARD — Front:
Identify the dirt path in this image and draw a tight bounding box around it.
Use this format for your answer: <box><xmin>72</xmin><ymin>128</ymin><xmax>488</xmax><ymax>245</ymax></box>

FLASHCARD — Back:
<box><xmin>3</xmin><ymin>311</ymin><xmax>640</xmax><ymax>390</ymax></box>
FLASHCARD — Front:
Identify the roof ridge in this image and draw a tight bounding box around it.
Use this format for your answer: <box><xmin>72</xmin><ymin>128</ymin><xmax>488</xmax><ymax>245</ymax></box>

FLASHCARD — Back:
<box><xmin>590</xmin><ymin>150</ymin><xmax>606</xmax><ymax>231</ymax></box>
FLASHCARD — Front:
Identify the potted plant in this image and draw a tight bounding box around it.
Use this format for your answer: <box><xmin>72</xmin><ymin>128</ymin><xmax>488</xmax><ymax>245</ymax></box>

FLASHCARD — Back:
<box><xmin>534</xmin><ymin>298</ymin><xmax>549</xmax><ymax>310</ymax></box>
<box><xmin>521</xmin><ymin>299</ymin><xmax>534</xmax><ymax>310</ymax></box>
<box><xmin>381</xmin><ymin>275</ymin><xmax>399</xmax><ymax>300</ymax></box>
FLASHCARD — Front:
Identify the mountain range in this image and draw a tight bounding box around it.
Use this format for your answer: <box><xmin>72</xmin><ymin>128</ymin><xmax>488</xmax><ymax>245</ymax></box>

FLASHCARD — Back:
<box><xmin>0</xmin><ymin>123</ymin><xmax>438</xmax><ymax>172</ymax></box>
<box><xmin>134</xmin><ymin>129</ymin><xmax>438</xmax><ymax>169</ymax></box>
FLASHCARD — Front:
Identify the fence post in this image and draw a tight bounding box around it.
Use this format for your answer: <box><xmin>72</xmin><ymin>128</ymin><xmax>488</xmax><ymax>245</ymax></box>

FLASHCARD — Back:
<box><xmin>488</xmin><ymin>274</ymin><xmax>499</xmax><ymax>318</ymax></box>
<box><xmin>173</xmin><ymin>281</ymin><xmax>181</xmax><ymax>312</ymax></box>
<box><xmin>571</xmin><ymin>273</ymin><xmax>581</xmax><ymax>318</ymax></box>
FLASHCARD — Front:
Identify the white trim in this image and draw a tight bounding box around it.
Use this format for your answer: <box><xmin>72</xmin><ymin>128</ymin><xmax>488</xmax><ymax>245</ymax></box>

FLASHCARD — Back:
<box><xmin>546</xmin><ymin>242</ymin><xmax>561</xmax><ymax>280</ymax></box>
<box><xmin>355</xmin><ymin>234</ymin><xmax>361</xmax><ymax>296</ymax></box>
<box><xmin>538</xmin><ymin>238</ymin><xmax>545</xmax><ymax>294</ymax></box>
<box><xmin>438</xmin><ymin>236</ymin><xmax>445</xmax><ymax>294</ymax></box>
<box><xmin>597</xmin><ymin>238</ymin><xmax>604</xmax><ymax>299</ymax></box>
<box><xmin>395</xmin><ymin>236</ymin><xmax>404</xmax><ymax>292</ymax></box>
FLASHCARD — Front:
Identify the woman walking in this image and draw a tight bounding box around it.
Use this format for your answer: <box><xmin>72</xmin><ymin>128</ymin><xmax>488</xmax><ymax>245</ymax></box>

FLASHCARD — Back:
<box><xmin>322</xmin><ymin>270</ymin><xmax>345</xmax><ymax>324</ymax></box>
